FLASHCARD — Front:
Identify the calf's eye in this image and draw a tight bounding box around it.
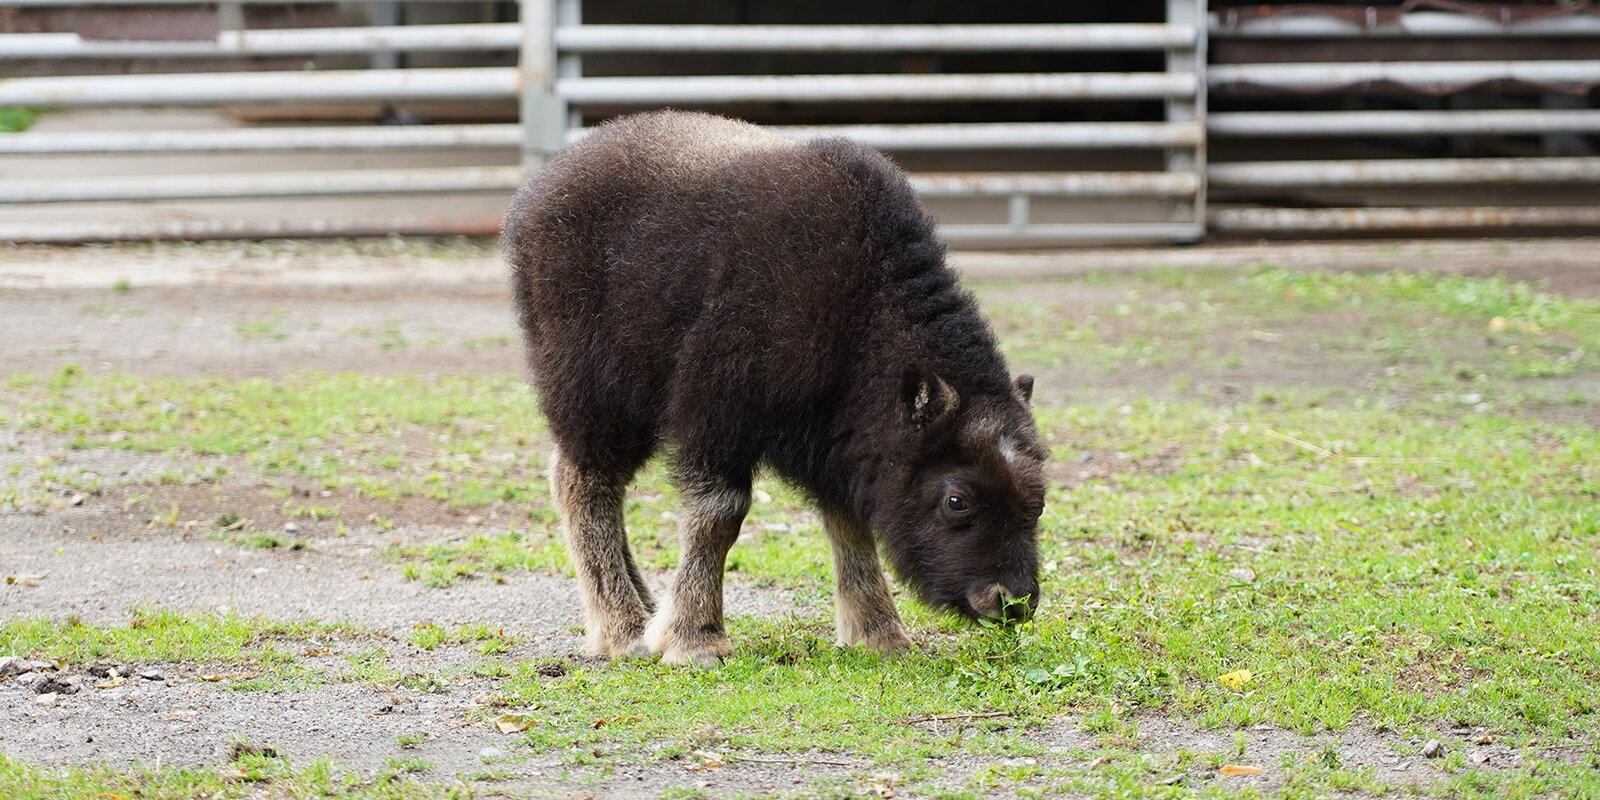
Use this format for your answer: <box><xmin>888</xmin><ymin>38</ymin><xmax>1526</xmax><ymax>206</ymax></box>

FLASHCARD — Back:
<box><xmin>945</xmin><ymin>495</ymin><xmax>969</xmax><ymax>513</ymax></box>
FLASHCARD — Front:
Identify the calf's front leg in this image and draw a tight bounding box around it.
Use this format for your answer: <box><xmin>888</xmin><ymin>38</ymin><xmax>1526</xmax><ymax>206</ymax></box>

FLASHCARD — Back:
<box><xmin>643</xmin><ymin>476</ymin><xmax>751</xmax><ymax>665</ymax></box>
<box><xmin>823</xmin><ymin>509</ymin><xmax>912</xmax><ymax>653</ymax></box>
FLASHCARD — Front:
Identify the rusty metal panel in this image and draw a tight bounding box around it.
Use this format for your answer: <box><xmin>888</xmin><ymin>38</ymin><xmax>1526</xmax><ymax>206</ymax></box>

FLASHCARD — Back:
<box><xmin>73</xmin><ymin>3</ymin><xmax>216</xmax><ymax>41</ymax></box>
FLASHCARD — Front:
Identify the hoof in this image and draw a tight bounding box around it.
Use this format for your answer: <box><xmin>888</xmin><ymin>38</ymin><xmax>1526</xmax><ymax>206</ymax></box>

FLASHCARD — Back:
<box><xmin>584</xmin><ymin>615</ymin><xmax>650</xmax><ymax>659</ymax></box>
<box><xmin>619</xmin><ymin>638</ymin><xmax>655</xmax><ymax>660</ymax></box>
<box><xmin>842</xmin><ymin>623</ymin><xmax>913</xmax><ymax>654</ymax></box>
<box><xmin>658</xmin><ymin>634</ymin><xmax>733</xmax><ymax>667</ymax></box>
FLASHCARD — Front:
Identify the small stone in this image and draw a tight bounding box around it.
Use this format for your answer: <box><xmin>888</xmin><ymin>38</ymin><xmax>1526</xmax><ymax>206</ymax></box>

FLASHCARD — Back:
<box><xmin>1392</xmin><ymin>761</ymin><xmax>1412</xmax><ymax>771</ymax></box>
<box><xmin>479</xmin><ymin>747</ymin><xmax>505</xmax><ymax>761</ymax></box>
<box><xmin>1468</xmin><ymin>751</ymin><xmax>1490</xmax><ymax>765</ymax></box>
<box><xmin>0</xmin><ymin>656</ymin><xmax>28</xmax><ymax>677</ymax></box>
<box><xmin>139</xmin><ymin>670</ymin><xmax>164</xmax><ymax>681</ymax></box>
<box><xmin>1421</xmin><ymin>740</ymin><xmax>1444</xmax><ymax>759</ymax></box>
<box><xmin>283</xmin><ymin>522</ymin><xmax>301</xmax><ymax>533</ymax></box>
<box><xmin>33</xmin><ymin>676</ymin><xmax>79</xmax><ymax>695</ymax></box>
<box><xmin>1228</xmin><ymin>568</ymin><xmax>1257</xmax><ymax>584</ymax></box>
<box><xmin>86</xmin><ymin>663</ymin><xmax>128</xmax><ymax>679</ymax></box>
<box><xmin>34</xmin><ymin>692</ymin><xmax>59</xmax><ymax>707</ymax></box>
<box><xmin>1458</xmin><ymin>393</ymin><xmax>1482</xmax><ymax>406</ymax></box>
<box><xmin>465</xmin><ymin>515</ymin><xmax>483</xmax><ymax>526</ymax></box>
<box><xmin>69</xmin><ymin>494</ymin><xmax>86</xmax><ymax>507</ymax></box>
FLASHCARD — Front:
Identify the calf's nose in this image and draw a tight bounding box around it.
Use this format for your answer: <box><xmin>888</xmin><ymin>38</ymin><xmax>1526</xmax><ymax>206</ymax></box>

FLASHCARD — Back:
<box><xmin>966</xmin><ymin>582</ymin><xmax>1038</xmax><ymax>623</ymax></box>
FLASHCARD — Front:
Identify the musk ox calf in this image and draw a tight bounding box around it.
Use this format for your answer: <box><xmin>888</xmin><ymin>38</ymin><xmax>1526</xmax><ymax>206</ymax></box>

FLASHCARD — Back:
<box><xmin>503</xmin><ymin>111</ymin><xmax>1046</xmax><ymax>665</ymax></box>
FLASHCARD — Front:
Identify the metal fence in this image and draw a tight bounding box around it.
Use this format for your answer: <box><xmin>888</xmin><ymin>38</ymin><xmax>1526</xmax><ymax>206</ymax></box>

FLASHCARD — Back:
<box><xmin>1207</xmin><ymin>2</ymin><xmax>1600</xmax><ymax>234</ymax></box>
<box><xmin>0</xmin><ymin>1</ymin><xmax>1598</xmax><ymax>243</ymax></box>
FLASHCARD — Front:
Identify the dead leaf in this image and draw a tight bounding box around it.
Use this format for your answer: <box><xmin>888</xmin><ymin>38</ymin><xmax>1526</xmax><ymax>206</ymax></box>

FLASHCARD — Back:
<box><xmin>1219</xmin><ymin>764</ymin><xmax>1264</xmax><ymax>777</ymax></box>
<box><xmin>5</xmin><ymin>573</ymin><xmax>47</xmax><ymax>588</ymax></box>
<box><xmin>685</xmin><ymin>750</ymin><xmax>726</xmax><ymax>771</ymax></box>
<box><xmin>494</xmin><ymin>713</ymin><xmax>538</xmax><ymax>734</ymax></box>
<box><xmin>590</xmin><ymin>714</ymin><xmax>642</xmax><ymax>729</ymax></box>
<box><xmin>95</xmin><ymin>675</ymin><xmax>126</xmax><ymax>690</ymax></box>
<box><xmin>200</xmin><ymin>674</ymin><xmax>225</xmax><ymax>682</ymax></box>
<box><xmin>1218</xmin><ymin>669</ymin><xmax>1254</xmax><ymax>690</ymax></box>
<box><xmin>1086</xmin><ymin>756</ymin><xmax>1110</xmax><ymax>770</ymax></box>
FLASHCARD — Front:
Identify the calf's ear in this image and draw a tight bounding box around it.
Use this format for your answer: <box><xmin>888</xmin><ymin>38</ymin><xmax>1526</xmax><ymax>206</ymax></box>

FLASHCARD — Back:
<box><xmin>1013</xmin><ymin>374</ymin><xmax>1035</xmax><ymax>406</ymax></box>
<box><xmin>902</xmin><ymin>365</ymin><xmax>959</xmax><ymax>430</ymax></box>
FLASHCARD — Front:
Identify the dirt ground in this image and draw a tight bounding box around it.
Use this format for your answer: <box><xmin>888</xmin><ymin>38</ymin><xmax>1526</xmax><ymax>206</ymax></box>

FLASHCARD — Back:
<box><xmin>1</xmin><ymin>238</ymin><xmax>1593</xmax><ymax>797</ymax></box>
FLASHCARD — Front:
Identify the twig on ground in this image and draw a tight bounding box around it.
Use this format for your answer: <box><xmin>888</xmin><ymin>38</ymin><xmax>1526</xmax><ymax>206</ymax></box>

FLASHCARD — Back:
<box><xmin>727</xmin><ymin>755</ymin><xmax>856</xmax><ymax>767</ymax></box>
<box><xmin>905</xmin><ymin>711</ymin><xmax>1013</xmax><ymax>726</ymax></box>
<box><xmin>1532</xmin><ymin>741</ymin><xmax>1599</xmax><ymax>753</ymax></box>
<box><xmin>1263</xmin><ymin>428</ymin><xmax>1335</xmax><ymax>459</ymax></box>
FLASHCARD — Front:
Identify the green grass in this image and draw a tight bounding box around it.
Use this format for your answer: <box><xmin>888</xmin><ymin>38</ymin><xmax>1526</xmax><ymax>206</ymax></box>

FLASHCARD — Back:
<box><xmin>983</xmin><ymin>267</ymin><xmax>1598</xmax><ymax>415</ymax></box>
<box><xmin>233</xmin><ymin>310</ymin><xmax>290</xmax><ymax>342</ymax></box>
<box><xmin>2</xmin><ymin>266</ymin><xmax>1598</xmax><ymax>797</ymax></box>
<box><xmin>0</xmin><ymin>610</ymin><xmax>361</xmax><ymax>693</ymax></box>
<box><xmin>0</xmin><ymin>107</ymin><xmax>39</xmax><ymax>133</ymax></box>
<box><xmin>0</xmin><ymin>753</ymin><xmax>475</xmax><ymax>800</ymax></box>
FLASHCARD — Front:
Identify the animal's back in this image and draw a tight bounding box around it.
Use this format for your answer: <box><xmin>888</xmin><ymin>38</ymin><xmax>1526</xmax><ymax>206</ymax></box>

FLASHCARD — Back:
<box><xmin>505</xmin><ymin>111</ymin><xmax>926</xmax><ymax>474</ymax></box>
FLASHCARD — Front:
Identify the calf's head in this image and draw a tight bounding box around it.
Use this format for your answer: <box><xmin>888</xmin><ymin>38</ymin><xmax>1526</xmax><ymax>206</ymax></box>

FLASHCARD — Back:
<box><xmin>876</xmin><ymin>367</ymin><xmax>1047</xmax><ymax>623</ymax></box>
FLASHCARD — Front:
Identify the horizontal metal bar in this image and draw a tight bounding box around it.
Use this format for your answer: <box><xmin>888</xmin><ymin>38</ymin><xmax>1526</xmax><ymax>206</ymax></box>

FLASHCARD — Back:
<box><xmin>1210</xmin><ymin>158</ymin><xmax>1600</xmax><ymax>188</ymax></box>
<box><xmin>1211</xmin><ymin>10</ymin><xmax>1600</xmax><ymax>39</ymax></box>
<box><xmin>1211</xmin><ymin>206</ymin><xmax>1600</xmax><ymax>232</ymax></box>
<box><xmin>0</xmin><ymin>164</ymin><xmax>1193</xmax><ymax>203</ymax></box>
<box><xmin>0</xmin><ymin>122</ymin><xmax>1198</xmax><ymax>156</ymax></box>
<box><xmin>1211</xmin><ymin>60</ymin><xmax>1600</xmax><ymax>90</ymax></box>
<box><xmin>555</xmin><ymin>24</ymin><xmax>1196</xmax><ymax>52</ymax></box>
<box><xmin>1210</xmin><ymin>109</ymin><xmax>1600</xmax><ymax>136</ymax></box>
<box><xmin>0</xmin><ymin>125</ymin><xmax>523</xmax><ymax>155</ymax></box>
<box><xmin>910</xmin><ymin>171</ymin><xmax>1197</xmax><ymax>197</ymax></box>
<box><xmin>0</xmin><ymin>23</ymin><xmax>518</xmax><ymax>59</ymax></box>
<box><xmin>941</xmin><ymin>222</ymin><xmax>1203</xmax><ymax>242</ymax></box>
<box><xmin>0</xmin><ymin>217</ymin><xmax>1201</xmax><ymax>246</ymax></box>
<box><xmin>561</xmin><ymin>73</ymin><xmax>1195</xmax><ymax>104</ymax></box>
<box><xmin>4</xmin><ymin>0</ymin><xmax>483</xmax><ymax>5</ymax></box>
<box><xmin>0</xmin><ymin>67</ymin><xmax>517</xmax><ymax>107</ymax></box>
<box><xmin>568</xmin><ymin>121</ymin><xmax>1201</xmax><ymax>149</ymax></box>
<box><xmin>0</xmin><ymin>215</ymin><xmax>505</xmax><ymax>244</ymax></box>
<box><xmin>0</xmin><ymin>166</ymin><xmax>523</xmax><ymax>204</ymax></box>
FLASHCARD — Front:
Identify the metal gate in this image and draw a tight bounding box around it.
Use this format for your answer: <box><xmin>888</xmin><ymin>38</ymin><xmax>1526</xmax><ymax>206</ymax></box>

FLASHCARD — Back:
<box><xmin>2</xmin><ymin>1</ymin><xmax>1599</xmax><ymax>243</ymax></box>
<box><xmin>1206</xmin><ymin>2</ymin><xmax>1600</xmax><ymax>234</ymax></box>
<box><xmin>0</xmin><ymin>0</ymin><xmax>1206</xmax><ymax>244</ymax></box>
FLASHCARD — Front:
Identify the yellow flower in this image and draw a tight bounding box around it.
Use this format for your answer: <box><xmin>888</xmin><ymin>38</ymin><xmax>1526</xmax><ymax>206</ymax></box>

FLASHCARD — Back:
<box><xmin>1218</xmin><ymin>669</ymin><xmax>1253</xmax><ymax>690</ymax></box>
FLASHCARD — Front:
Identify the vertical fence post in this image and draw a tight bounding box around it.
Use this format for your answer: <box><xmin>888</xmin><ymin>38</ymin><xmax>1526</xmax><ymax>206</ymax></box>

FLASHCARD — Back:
<box><xmin>519</xmin><ymin>0</ymin><xmax>564</xmax><ymax>174</ymax></box>
<box><xmin>1165</xmin><ymin>0</ymin><xmax>1207</xmax><ymax>241</ymax></box>
<box><xmin>557</xmin><ymin>0</ymin><xmax>582</xmax><ymax>130</ymax></box>
<box><xmin>370</xmin><ymin>1</ymin><xmax>399</xmax><ymax>71</ymax></box>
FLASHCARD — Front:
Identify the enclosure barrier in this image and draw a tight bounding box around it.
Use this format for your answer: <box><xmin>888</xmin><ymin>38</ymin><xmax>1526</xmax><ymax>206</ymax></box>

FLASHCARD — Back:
<box><xmin>1207</xmin><ymin>4</ymin><xmax>1600</xmax><ymax>234</ymax></box>
<box><xmin>4</xmin><ymin>1</ymin><xmax>1600</xmax><ymax>241</ymax></box>
<box><xmin>0</xmin><ymin>0</ymin><xmax>1209</xmax><ymax>244</ymax></box>
<box><xmin>523</xmin><ymin>0</ymin><xmax>1209</xmax><ymax>243</ymax></box>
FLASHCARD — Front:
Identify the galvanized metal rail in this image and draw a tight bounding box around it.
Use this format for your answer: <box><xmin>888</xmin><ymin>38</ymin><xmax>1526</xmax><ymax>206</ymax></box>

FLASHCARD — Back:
<box><xmin>1207</xmin><ymin>4</ymin><xmax>1600</xmax><ymax>235</ymax></box>
<box><xmin>2</xmin><ymin>1</ymin><xmax>1598</xmax><ymax>242</ymax></box>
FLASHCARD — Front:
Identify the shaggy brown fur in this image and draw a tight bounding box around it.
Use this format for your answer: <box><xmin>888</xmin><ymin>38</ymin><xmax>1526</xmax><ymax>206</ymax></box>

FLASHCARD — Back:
<box><xmin>504</xmin><ymin>111</ymin><xmax>1046</xmax><ymax>664</ymax></box>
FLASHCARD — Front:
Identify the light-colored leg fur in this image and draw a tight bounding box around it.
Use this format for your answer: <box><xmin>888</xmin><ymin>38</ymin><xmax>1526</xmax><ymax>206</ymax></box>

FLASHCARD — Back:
<box><xmin>823</xmin><ymin>509</ymin><xmax>912</xmax><ymax>653</ymax></box>
<box><xmin>550</xmin><ymin>448</ymin><xmax>654</xmax><ymax>658</ymax></box>
<box><xmin>643</xmin><ymin>477</ymin><xmax>751</xmax><ymax>666</ymax></box>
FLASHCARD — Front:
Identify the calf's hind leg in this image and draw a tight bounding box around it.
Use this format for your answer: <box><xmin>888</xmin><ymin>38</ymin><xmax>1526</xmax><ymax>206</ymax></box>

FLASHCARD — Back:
<box><xmin>550</xmin><ymin>447</ymin><xmax>654</xmax><ymax>658</ymax></box>
<box><xmin>823</xmin><ymin>509</ymin><xmax>912</xmax><ymax>653</ymax></box>
<box><xmin>644</xmin><ymin>470</ymin><xmax>751</xmax><ymax>666</ymax></box>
